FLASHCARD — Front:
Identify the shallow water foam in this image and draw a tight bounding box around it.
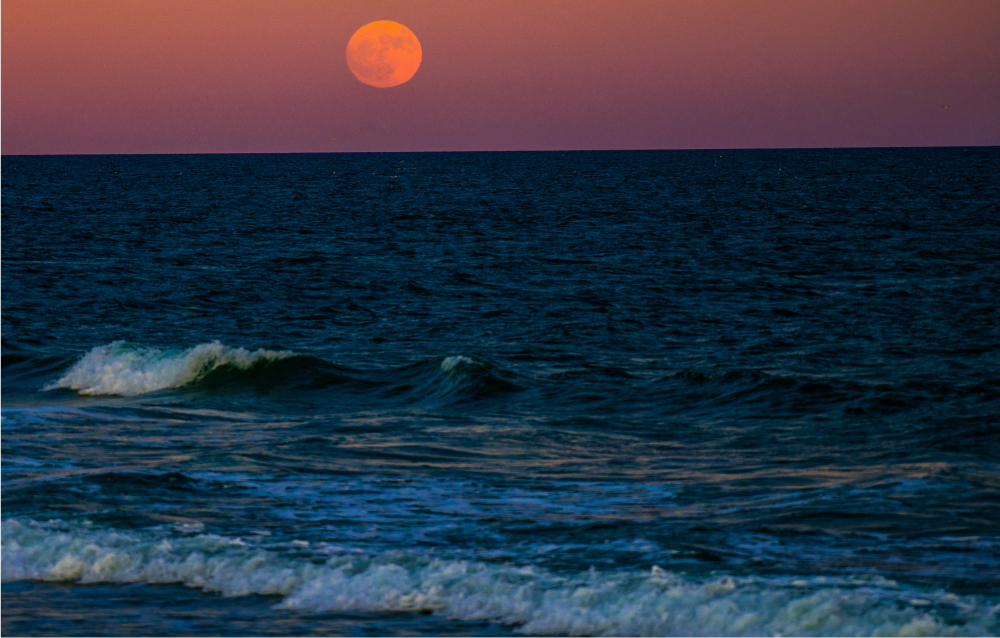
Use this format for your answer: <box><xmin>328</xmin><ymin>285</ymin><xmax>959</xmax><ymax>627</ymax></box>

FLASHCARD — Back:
<box><xmin>3</xmin><ymin>519</ymin><xmax>995</xmax><ymax>637</ymax></box>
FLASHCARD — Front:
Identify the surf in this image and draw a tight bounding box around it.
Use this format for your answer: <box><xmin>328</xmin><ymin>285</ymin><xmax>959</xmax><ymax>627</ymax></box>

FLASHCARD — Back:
<box><xmin>3</xmin><ymin>518</ymin><xmax>993</xmax><ymax>637</ymax></box>
<box><xmin>40</xmin><ymin>341</ymin><xmax>523</xmax><ymax>409</ymax></box>
<box><xmin>43</xmin><ymin>341</ymin><xmax>296</xmax><ymax>396</ymax></box>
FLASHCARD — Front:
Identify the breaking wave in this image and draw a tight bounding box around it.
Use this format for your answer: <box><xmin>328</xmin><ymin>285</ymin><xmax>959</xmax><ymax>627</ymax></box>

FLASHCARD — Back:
<box><xmin>39</xmin><ymin>341</ymin><xmax>520</xmax><ymax>404</ymax></box>
<box><xmin>43</xmin><ymin>341</ymin><xmax>296</xmax><ymax>396</ymax></box>
<box><xmin>3</xmin><ymin>519</ymin><xmax>996</xmax><ymax>636</ymax></box>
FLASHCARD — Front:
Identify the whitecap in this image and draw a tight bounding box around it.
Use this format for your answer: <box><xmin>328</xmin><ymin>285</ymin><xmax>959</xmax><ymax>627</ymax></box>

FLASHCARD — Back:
<box><xmin>3</xmin><ymin>518</ymin><xmax>995</xmax><ymax>637</ymax></box>
<box><xmin>440</xmin><ymin>355</ymin><xmax>475</xmax><ymax>373</ymax></box>
<box><xmin>43</xmin><ymin>340</ymin><xmax>294</xmax><ymax>396</ymax></box>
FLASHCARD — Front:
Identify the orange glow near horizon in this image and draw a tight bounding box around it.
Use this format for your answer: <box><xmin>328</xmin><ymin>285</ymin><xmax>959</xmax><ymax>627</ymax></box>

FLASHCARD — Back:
<box><xmin>346</xmin><ymin>21</ymin><xmax>422</xmax><ymax>88</ymax></box>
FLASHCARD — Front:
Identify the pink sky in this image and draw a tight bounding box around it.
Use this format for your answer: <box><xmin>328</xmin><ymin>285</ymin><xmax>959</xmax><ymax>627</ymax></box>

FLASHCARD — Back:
<box><xmin>3</xmin><ymin>0</ymin><xmax>998</xmax><ymax>153</ymax></box>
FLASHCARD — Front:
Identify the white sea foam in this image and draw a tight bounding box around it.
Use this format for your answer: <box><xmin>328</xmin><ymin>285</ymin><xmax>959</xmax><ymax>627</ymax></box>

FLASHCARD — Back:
<box><xmin>3</xmin><ymin>518</ymin><xmax>995</xmax><ymax>636</ymax></box>
<box><xmin>441</xmin><ymin>355</ymin><xmax>475</xmax><ymax>373</ymax></box>
<box><xmin>44</xmin><ymin>341</ymin><xmax>295</xmax><ymax>396</ymax></box>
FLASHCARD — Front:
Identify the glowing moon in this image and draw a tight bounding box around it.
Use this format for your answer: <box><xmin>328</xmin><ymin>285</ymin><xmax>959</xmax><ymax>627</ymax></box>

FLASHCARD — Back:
<box><xmin>346</xmin><ymin>21</ymin><xmax>422</xmax><ymax>88</ymax></box>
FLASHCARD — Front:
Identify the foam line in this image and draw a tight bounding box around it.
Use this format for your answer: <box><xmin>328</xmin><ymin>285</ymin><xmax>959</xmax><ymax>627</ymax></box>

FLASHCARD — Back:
<box><xmin>3</xmin><ymin>519</ymin><xmax>994</xmax><ymax>636</ymax></box>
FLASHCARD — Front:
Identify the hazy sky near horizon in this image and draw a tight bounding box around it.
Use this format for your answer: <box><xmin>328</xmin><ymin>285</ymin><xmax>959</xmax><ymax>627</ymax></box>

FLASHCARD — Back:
<box><xmin>3</xmin><ymin>0</ymin><xmax>999</xmax><ymax>154</ymax></box>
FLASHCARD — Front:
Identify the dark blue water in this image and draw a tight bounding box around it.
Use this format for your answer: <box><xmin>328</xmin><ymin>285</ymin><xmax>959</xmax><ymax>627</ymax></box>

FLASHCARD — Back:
<box><xmin>3</xmin><ymin>148</ymin><xmax>999</xmax><ymax>636</ymax></box>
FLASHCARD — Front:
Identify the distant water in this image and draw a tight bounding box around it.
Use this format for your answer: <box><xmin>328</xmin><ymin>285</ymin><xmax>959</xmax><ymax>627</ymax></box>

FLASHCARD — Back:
<box><xmin>3</xmin><ymin>149</ymin><xmax>999</xmax><ymax>636</ymax></box>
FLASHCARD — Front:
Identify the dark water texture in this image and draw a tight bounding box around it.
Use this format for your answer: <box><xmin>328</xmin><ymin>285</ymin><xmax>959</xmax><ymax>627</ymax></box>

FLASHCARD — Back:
<box><xmin>3</xmin><ymin>148</ymin><xmax>999</xmax><ymax>636</ymax></box>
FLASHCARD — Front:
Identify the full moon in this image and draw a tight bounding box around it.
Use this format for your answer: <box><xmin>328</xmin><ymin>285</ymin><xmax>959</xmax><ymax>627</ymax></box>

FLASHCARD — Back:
<box><xmin>346</xmin><ymin>21</ymin><xmax>422</xmax><ymax>88</ymax></box>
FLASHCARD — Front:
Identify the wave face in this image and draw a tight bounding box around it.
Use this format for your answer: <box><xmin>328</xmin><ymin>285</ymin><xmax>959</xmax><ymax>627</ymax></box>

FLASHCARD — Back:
<box><xmin>44</xmin><ymin>341</ymin><xmax>295</xmax><ymax>396</ymax></box>
<box><xmin>34</xmin><ymin>341</ymin><xmax>522</xmax><ymax>409</ymax></box>
<box><xmin>5</xmin><ymin>518</ymin><xmax>995</xmax><ymax>637</ymax></box>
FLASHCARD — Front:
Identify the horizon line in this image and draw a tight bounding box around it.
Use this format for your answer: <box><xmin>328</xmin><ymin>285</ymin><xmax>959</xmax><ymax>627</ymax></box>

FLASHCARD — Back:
<box><xmin>3</xmin><ymin>144</ymin><xmax>996</xmax><ymax>158</ymax></box>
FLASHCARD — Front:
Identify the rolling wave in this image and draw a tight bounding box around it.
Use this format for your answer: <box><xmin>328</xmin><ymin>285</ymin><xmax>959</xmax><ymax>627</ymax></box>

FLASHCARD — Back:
<box><xmin>384</xmin><ymin>354</ymin><xmax>522</xmax><ymax>405</ymax></box>
<box><xmin>37</xmin><ymin>341</ymin><xmax>521</xmax><ymax>405</ymax></box>
<box><xmin>3</xmin><ymin>518</ymin><xmax>994</xmax><ymax>636</ymax></box>
<box><xmin>21</xmin><ymin>340</ymin><xmax>995</xmax><ymax>421</ymax></box>
<box><xmin>43</xmin><ymin>341</ymin><xmax>297</xmax><ymax>396</ymax></box>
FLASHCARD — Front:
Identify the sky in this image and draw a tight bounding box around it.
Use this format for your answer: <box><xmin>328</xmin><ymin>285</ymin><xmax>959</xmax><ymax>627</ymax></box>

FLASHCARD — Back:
<box><xmin>3</xmin><ymin>0</ymin><xmax>999</xmax><ymax>154</ymax></box>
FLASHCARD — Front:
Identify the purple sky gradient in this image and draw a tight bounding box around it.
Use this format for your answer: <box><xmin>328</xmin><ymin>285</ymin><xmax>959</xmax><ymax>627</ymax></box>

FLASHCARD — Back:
<box><xmin>3</xmin><ymin>0</ymin><xmax>998</xmax><ymax>153</ymax></box>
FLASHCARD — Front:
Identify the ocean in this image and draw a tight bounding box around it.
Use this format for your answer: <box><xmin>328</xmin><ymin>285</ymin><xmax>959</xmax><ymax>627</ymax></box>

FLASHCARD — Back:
<box><xmin>2</xmin><ymin>148</ymin><xmax>998</xmax><ymax>636</ymax></box>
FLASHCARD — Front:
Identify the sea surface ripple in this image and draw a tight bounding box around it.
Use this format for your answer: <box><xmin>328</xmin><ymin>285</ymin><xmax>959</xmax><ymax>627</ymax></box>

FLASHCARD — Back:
<box><xmin>3</xmin><ymin>149</ymin><xmax>999</xmax><ymax>636</ymax></box>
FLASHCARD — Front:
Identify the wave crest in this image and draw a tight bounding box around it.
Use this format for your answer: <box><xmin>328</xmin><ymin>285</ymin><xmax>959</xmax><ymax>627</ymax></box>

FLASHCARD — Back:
<box><xmin>44</xmin><ymin>341</ymin><xmax>295</xmax><ymax>396</ymax></box>
<box><xmin>40</xmin><ymin>342</ymin><xmax>521</xmax><ymax>405</ymax></box>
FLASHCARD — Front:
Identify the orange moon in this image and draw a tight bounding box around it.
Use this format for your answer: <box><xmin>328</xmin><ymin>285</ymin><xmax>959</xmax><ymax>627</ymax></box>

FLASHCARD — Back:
<box><xmin>346</xmin><ymin>21</ymin><xmax>422</xmax><ymax>88</ymax></box>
